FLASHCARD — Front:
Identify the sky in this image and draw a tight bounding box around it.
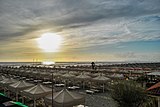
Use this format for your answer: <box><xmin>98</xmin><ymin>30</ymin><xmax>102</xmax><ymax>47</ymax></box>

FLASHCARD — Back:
<box><xmin>0</xmin><ymin>0</ymin><xmax>160</xmax><ymax>62</ymax></box>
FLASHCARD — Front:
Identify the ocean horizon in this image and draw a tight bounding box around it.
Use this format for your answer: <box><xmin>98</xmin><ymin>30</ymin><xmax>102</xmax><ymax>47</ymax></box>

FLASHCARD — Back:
<box><xmin>0</xmin><ymin>61</ymin><xmax>159</xmax><ymax>66</ymax></box>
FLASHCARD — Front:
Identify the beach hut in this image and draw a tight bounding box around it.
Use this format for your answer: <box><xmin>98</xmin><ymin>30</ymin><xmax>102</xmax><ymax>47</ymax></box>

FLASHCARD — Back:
<box><xmin>93</xmin><ymin>74</ymin><xmax>110</xmax><ymax>92</ymax></box>
<box><xmin>146</xmin><ymin>82</ymin><xmax>160</xmax><ymax>95</ymax></box>
<box><xmin>146</xmin><ymin>82</ymin><xmax>160</xmax><ymax>107</ymax></box>
<box><xmin>22</xmin><ymin>83</ymin><xmax>52</xmax><ymax>107</ymax></box>
<box><xmin>45</xmin><ymin>89</ymin><xmax>85</xmax><ymax>107</ymax></box>
<box><xmin>9</xmin><ymin>80</ymin><xmax>34</xmax><ymax>101</ymax></box>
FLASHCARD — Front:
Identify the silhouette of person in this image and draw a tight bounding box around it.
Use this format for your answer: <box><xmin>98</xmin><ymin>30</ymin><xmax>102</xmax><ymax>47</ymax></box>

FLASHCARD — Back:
<box><xmin>91</xmin><ymin>62</ymin><xmax>95</xmax><ymax>69</ymax></box>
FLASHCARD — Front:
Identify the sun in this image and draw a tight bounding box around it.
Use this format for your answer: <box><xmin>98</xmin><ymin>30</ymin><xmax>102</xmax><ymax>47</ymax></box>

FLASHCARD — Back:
<box><xmin>36</xmin><ymin>33</ymin><xmax>63</xmax><ymax>52</ymax></box>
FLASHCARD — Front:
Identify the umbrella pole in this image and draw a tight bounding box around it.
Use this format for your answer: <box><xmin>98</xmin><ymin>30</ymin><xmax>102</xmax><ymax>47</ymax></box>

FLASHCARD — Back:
<box><xmin>34</xmin><ymin>99</ymin><xmax>36</xmax><ymax>107</ymax></box>
<box><xmin>16</xmin><ymin>92</ymin><xmax>18</xmax><ymax>101</ymax></box>
<box><xmin>52</xmin><ymin>73</ymin><xmax>54</xmax><ymax>107</ymax></box>
<box><xmin>22</xmin><ymin>96</ymin><xmax>24</xmax><ymax>104</ymax></box>
<box><xmin>158</xmin><ymin>97</ymin><xmax>160</xmax><ymax>107</ymax></box>
<box><xmin>103</xmin><ymin>83</ymin><xmax>105</xmax><ymax>93</ymax></box>
<box><xmin>8</xmin><ymin>90</ymin><xmax>10</xmax><ymax>97</ymax></box>
<box><xmin>83</xmin><ymin>81</ymin><xmax>85</xmax><ymax>89</ymax></box>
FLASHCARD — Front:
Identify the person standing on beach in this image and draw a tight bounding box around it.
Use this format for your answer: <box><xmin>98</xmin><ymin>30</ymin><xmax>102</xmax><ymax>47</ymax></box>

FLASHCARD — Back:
<box><xmin>91</xmin><ymin>62</ymin><xmax>95</xmax><ymax>69</ymax></box>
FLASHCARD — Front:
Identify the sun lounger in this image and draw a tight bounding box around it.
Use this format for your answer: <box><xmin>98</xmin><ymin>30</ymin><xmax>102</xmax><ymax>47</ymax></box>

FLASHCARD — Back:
<box><xmin>85</xmin><ymin>90</ymin><xmax>94</xmax><ymax>94</ymax></box>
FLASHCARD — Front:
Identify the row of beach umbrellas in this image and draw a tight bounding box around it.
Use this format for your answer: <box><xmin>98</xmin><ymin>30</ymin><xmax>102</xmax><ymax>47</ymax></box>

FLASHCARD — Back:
<box><xmin>0</xmin><ymin>76</ymin><xmax>85</xmax><ymax>107</ymax></box>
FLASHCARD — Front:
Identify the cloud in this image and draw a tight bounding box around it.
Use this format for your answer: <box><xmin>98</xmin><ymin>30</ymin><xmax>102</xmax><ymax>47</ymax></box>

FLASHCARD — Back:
<box><xmin>114</xmin><ymin>52</ymin><xmax>160</xmax><ymax>62</ymax></box>
<box><xmin>0</xmin><ymin>0</ymin><xmax>160</xmax><ymax>61</ymax></box>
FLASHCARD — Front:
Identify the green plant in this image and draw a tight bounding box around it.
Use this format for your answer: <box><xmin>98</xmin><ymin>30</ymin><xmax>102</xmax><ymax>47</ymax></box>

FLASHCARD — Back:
<box><xmin>110</xmin><ymin>80</ymin><xmax>155</xmax><ymax>107</ymax></box>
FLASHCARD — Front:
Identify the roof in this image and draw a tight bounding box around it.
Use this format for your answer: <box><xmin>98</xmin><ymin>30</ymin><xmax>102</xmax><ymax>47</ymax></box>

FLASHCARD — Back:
<box><xmin>147</xmin><ymin>72</ymin><xmax>160</xmax><ymax>76</ymax></box>
<box><xmin>146</xmin><ymin>82</ymin><xmax>160</xmax><ymax>91</ymax></box>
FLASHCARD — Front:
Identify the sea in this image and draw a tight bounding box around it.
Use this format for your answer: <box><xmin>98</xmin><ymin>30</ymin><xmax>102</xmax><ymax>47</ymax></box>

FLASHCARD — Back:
<box><xmin>0</xmin><ymin>61</ymin><xmax>150</xmax><ymax>66</ymax></box>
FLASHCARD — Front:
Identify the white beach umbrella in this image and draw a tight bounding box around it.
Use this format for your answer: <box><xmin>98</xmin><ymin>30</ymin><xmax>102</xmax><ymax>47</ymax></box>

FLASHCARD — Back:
<box><xmin>76</xmin><ymin>73</ymin><xmax>91</xmax><ymax>89</ymax></box>
<box><xmin>0</xmin><ymin>75</ymin><xmax>6</xmax><ymax>81</ymax></box>
<box><xmin>93</xmin><ymin>74</ymin><xmax>110</xmax><ymax>82</ymax></box>
<box><xmin>45</xmin><ymin>89</ymin><xmax>85</xmax><ymax>107</ymax></box>
<box><xmin>22</xmin><ymin>83</ymin><xmax>52</xmax><ymax>107</ymax></box>
<box><xmin>110</xmin><ymin>74</ymin><xmax>124</xmax><ymax>79</ymax></box>
<box><xmin>76</xmin><ymin>73</ymin><xmax>91</xmax><ymax>80</ymax></box>
<box><xmin>0</xmin><ymin>78</ymin><xmax>18</xmax><ymax>87</ymax></box>
<box><xmin>93</xmin><ymin>74</ymin><xmax>111</xmax><ymax>92</ymax></box>
<box><xmin>9</xmin><ymin>80</ymin><xmax>34</xmax><ymax>101</ymax></box>
<box><xmin>0</xmin><ymin>78</ymin><xmax>18</xmax><ymax>97</ymax></box>
<box><xmin>62</xmin><ymin>72</ymin><xmax>75</xmax><ymax>79</ymax></box>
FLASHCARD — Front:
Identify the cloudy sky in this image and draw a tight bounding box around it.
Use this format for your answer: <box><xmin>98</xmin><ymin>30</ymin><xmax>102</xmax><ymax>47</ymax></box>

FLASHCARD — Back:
<box><xmin>0</xmin><ymin>0</ymin><xmax>160</xmax><ymax>62</ymax></box>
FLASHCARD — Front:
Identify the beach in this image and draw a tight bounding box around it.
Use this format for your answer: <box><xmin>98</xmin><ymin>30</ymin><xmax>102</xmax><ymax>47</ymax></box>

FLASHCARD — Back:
<box><xmin>0</xmin><ymin>62</ymin><xmax>159</xmax><ymax>107</ymax></box>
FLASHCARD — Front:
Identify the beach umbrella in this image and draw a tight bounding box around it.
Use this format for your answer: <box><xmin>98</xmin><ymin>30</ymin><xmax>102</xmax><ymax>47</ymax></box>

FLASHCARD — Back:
<box><xmin>110</xmin><ymin>74</ymin><xmax>124</xmax><ymax>79</ymax></box>
<box><xmin>22</xmin><ymin>83</ymin><xmax>52</xmax><ymax>107</ymax></box>
<box><xmin>62</xmin><ymin>72</ymin><xmax>75</xmax><ymax>78</ymax></box>
<box><xmin>93</xmin><ymin>74</ymin><xmax>110</xmax><ymax>92</ymax></box>
<box><xmin>93</xmin><ymin>74</ymin><xmax>110</xmax><ymax>82</ymax></box>
<box><xmin>62</xmin><ymin>72</ymin><xmax>75</xmax><ymax>86</ymax></box>
<box><xmin>45</xmin><ymin>89</ymin><xmax>85</xmax><ymax>107</ymax></box>
<box><xmin>0</xmin><ymin>78</ymin><xmax>18</xmax><ymax>87</ymax></box>
<box><xmin>0</xmin><ymin>75</ymin><xmax>6</xmax><ymax>81</ymax></box>
<box><xmin>9</xmin><ymin>80</ymin><xmax>34</xmax><ymax>101</ymax></box>
<box><xmin>76</xmin><ymin>72</ymin><xmax>91</xmax><ymax>89</ymax></box>
<box><xmin>76</xmin><ymin>73</ymin><xmax>91</xmax><ymax>80</ymax></box>
<box><xmin>40</xmin><ymin>71</ymin><xmax>50</xmax><ymax>78</ymax></box>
